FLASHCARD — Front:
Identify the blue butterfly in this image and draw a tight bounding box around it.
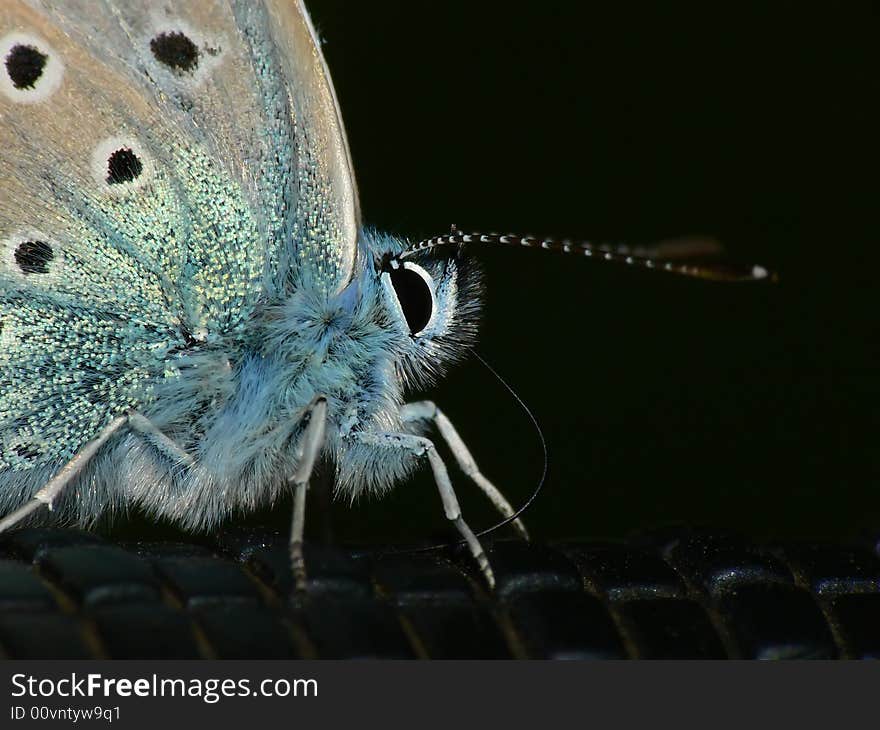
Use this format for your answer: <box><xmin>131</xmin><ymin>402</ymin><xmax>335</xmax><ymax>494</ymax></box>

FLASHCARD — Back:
<box><xmin>0</xmin><ymin>1</ymin><xmax>767</xmax><ymax>589</ymax></box>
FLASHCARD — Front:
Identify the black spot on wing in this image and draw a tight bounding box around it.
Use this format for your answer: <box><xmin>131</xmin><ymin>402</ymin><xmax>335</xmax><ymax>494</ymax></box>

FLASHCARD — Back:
<box><xmin>4</xmin><ymin>44</ymin><xmax>47</xmax><ymax>90</ymax></box>
<box><xmin>150</xmin><ymin>31</ymin><xmax>199</xmax><ymax>73</ymax></box>
<box><xmin>14</xmin><ymin>240</ymin><xmax>54</xmax><ymax>275</ymax></box>
<box><xmin>106</xmin><ymin>148</ymin><xmax>143</xmax><ymax>185</ymax></box>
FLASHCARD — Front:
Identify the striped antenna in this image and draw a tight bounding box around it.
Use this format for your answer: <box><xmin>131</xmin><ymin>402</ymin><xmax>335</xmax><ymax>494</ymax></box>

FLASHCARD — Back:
<box><xmin>403</xmin><ymin>232</ymin><xmax>774</xmax><ymax>283</ymax></box>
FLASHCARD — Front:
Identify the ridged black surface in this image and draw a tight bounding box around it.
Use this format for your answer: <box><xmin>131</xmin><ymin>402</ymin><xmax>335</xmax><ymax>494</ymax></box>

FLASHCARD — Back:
<box><xmin>0</xmin><ymin>528</ymin><xmax>877</xmax><ymax>659</ymax></box>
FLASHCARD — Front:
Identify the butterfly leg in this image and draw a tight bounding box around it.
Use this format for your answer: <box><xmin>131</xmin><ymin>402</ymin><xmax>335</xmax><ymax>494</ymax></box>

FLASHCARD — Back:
<box><xmin>0</xmin><ymin>415</ymin><xmax>128</xmax><ymax>533</ymax></box>
<box><xmin>289</xmin><ymin>396</ymin><xmax>328</xmax><ymax>593</ymax></box>
<box><xmin>400</xmin><ymin>400</ymin><xmax>529</xmax><ymax>540</ymax></box>
<box><xmin>351</xmin><ymin>431</ymin><xmax>496</xmax><ymax>589</ymax></box>
<box><xmin>127</xmin><ymin>411</ymin><xmax>195</xmax><ymax>466</ymax></box>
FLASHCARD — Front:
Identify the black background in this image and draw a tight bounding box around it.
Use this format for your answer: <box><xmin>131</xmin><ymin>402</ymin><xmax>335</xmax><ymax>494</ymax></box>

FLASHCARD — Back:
<box><xmin>123</xmin><ymin>2</ymin><xmax>878</xmax><ymax>547</ymax></box>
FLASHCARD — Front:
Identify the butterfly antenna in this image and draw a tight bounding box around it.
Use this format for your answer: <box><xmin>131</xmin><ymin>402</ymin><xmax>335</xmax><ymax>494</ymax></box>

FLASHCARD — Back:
<box><xmin>403</xmin><ymin>232</ymin><xmax>775</xmax><ymax>283</ymax></box>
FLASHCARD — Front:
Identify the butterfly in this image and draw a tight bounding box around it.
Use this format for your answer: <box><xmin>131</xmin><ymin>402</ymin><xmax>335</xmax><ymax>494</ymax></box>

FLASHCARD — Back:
<box><xmin>0</xmin><ymin>1</ymin><xmax>768</xmax><ymax>590</ymax></box>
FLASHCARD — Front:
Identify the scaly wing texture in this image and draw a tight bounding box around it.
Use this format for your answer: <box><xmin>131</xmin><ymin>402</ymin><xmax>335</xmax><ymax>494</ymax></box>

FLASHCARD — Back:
<box><xmin>0</xmin><ymin>0</ymin><xmax>359</xmax><ymax>479</ymax></box>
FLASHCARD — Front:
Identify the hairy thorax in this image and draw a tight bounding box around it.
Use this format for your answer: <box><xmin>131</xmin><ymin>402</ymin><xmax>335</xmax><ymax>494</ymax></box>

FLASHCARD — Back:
<box><xmin>129</xmin><ymin>285</ymin><xmax>404</xmax><ymax>528</ymax></box>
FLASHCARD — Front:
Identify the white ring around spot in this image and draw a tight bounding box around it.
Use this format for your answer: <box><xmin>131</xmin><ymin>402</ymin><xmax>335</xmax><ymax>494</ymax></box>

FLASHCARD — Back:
<box><xmin>0</xmin><ymin>33</ymin><xmax>64</xmax><ymax>104</ymax></box>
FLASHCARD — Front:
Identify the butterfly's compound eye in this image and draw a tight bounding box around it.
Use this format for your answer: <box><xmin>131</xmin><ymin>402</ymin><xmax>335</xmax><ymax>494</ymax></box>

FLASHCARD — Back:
<box><xmin>385</xmin><ymin>260</ymin><xmax>436</xmax><ymax>336</ymax></box>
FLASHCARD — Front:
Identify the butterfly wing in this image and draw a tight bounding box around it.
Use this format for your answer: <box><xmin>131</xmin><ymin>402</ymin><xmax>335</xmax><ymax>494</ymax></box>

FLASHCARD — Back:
<box><xmin>260</xmin><ymin>0</ymin><xmax>361</xmax><ymax>292</ymax></box>
<box><xmin>0</xmin><ymin>2</ymin><xmax>358</xmax><ymax>483</ymax></box>
<box><xmin>41</xmin><ymin>0</ymin><xmax>360</xmax><ymax>296</ymax></box>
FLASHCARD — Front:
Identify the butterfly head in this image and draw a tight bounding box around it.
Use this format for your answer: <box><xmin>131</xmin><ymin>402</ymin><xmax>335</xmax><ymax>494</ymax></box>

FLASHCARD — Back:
<box><xmin>363</xmin><ymin>231</ymin><xmax>483</xmax><ymax>389</ymax></box>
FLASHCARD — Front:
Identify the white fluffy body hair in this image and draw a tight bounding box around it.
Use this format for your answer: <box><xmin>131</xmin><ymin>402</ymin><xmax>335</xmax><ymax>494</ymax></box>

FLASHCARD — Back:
<box><xmin>0</xmin><ymin>231</ymin><xmax>483</xmax><ymax>532</ymax></box>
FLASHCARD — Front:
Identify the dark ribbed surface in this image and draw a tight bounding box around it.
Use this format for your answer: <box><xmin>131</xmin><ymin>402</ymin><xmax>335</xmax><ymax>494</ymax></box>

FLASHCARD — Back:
<box><xmin>0</xmin><ymin>528</ymin><xmax>876</xmax><ymax>659</ymax></box>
